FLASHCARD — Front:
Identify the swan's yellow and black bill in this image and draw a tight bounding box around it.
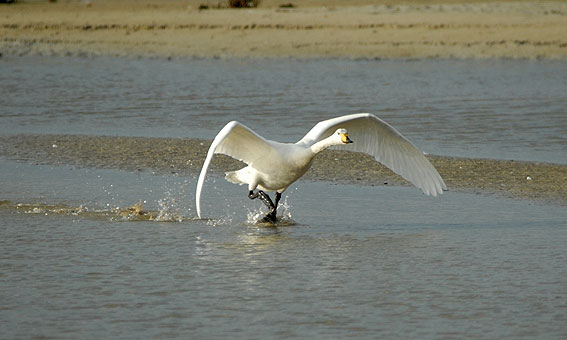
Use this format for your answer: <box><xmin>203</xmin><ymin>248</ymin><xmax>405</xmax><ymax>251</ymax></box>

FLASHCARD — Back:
<box><xmin>341</xmin><ymin>133</ymin><xmax>353</xmax><ymax>144</ymax></box>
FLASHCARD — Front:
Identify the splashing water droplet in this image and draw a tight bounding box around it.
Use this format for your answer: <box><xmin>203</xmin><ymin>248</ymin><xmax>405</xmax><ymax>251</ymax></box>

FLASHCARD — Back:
<box><xmin>279</xmin><ymin>196</ymin><xmax>293</xmax><ymax>220</ymax></box>
<box><xmin>155</xmin><ymin>196</ymin><xmax>183</xmax><ymax>222</ymax></box>
<box><xmin>246</xmin><ymin>209</ymin><xmax>264</xmax><ymax>224</ymax></box>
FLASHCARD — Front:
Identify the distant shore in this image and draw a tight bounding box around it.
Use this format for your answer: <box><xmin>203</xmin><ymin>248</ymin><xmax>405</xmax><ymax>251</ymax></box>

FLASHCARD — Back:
<box><xmin>1</xmin><ymin>134</ymin><xmax>566</xmax><ymax>206</ymax></box>
<box><xmin>1</xmin><ymin>0</ymin><xmax>567</xmax><ymax>59</ymax></box>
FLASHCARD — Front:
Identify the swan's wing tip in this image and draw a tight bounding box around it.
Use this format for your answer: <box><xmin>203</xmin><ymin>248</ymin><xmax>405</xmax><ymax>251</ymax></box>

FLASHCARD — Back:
<box><xmin>196</xmin><ymin>200</ymin><xmax>202</xmax><ymax>218</ymax></box>
<box><xmin>421</xmin><ymin>176</ymin><xmax>447</xmax><ymax>197</ymax></box>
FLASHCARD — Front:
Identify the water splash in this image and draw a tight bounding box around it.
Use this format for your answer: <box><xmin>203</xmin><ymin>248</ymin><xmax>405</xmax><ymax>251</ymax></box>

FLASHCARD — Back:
<box><xmin>1</xmin><ymin>200</ymin><xmax>187</xmax><ymax>222</ymax></box>
<box><xmin>153</xmin><ymin>177</ymin><xmax>194</xmax><ymax>222</ymax></box>
<box><xmin>155</xmin><ymin>196</ymin><xmax>183</xmax><ymax>222</ymax></box>
<box><xmin>204</xmin><ymin>216</ymin><xmax>234</xmax><ymax>227</ymax></box>
<box><xmin>246</xmin><ymin>209</ymin><xmax>265</xmax><ymax>225</ymax></box>
<box><xmin>15</xmin><ymin>202</ymin><xmax>88</xmax><ymax>216</ymax></box>
<box><xmin>279</xmin><ymin>195</ymin><xmax>293</xmax><ymax>221</ymax></box>
<box><xmin>245</xmin><ymin>195</ymin><xmax>296</xmax><ymax>226</ymax></box>
<box><xmin>112</xmin><ymin>200</ymin><xmax>158</xmax><ymax>221</ymax></box>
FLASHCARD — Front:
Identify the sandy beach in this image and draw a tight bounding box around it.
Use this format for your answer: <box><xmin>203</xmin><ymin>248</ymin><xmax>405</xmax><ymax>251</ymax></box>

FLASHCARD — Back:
<box><xmin>2</xmin><ymin>0</ymin><xmax>567</xmax><ymax>59</ymax></box>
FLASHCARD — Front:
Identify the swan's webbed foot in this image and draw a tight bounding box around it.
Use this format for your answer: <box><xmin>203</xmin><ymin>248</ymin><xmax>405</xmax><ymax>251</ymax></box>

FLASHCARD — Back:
<box><xmin>260</xmin><ymin>211</ymin><xmax>277</xmax><ymax>223</ymax></box>
<box><xmin>248</xmin><ymin>191</ymin><xmax>282</xmax><ymax>224</ymax></box>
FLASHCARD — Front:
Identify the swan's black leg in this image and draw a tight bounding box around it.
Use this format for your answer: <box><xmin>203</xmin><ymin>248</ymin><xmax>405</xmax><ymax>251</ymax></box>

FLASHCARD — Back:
<box><xmin>263</xmin><ymin>192</ymin><xmax>282</xmax><ymax>223</ymax></box>
<box><xmin>248</xmin><ymin>190</ymin><xmax>278</xmax><ymax>223</ymax></box>
<box><xmin>274</xmin><ymin>192</ymin><xmax>282</xmax><ymax>212</ymax></box>
<box><xmin>248</xmin><ymin>190</ymin><xmax>274</xmax><ymax>209</ymax></box>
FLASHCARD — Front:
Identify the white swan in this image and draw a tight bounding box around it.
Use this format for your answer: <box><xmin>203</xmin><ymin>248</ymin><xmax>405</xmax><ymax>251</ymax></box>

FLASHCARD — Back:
<box><xmin>196</xmin><ymin>113</ymin><xmax>446</xmax><ymax>222</ymax></box>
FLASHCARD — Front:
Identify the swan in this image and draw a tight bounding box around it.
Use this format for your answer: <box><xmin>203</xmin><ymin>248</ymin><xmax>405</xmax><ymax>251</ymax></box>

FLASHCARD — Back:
<box><xmin>196</xmin><ymin>113</ymin><xmax>446</xmax><ymax>222</ymax></box>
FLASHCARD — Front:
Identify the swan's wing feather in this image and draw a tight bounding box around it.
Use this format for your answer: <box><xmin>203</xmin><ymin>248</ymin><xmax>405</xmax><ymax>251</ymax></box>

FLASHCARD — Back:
<box><xmin>298</xmin><ymin>113</ymin><xmax>447</xmax><ymax>196</ymax></box>
<box><xmin>195</xmin><ymin>121</ymin><xmax>275</xmax><ymax>218</ymax></box>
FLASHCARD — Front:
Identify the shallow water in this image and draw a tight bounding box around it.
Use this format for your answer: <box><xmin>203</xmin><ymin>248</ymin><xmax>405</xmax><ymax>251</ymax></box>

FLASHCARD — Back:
<box><xmin>1</xmin><ymin>160</ymin><xmax>567</xmax><ymax>339</ymax></box>
<box><xmin>1</xmin><ymin>56</ymin><xmax>567</xmax><ymax>339</ymax></box>
<box><xmin>1</xmin><ymin>56</ymin><xmax>566</xmax><ymax>163</ymax></box>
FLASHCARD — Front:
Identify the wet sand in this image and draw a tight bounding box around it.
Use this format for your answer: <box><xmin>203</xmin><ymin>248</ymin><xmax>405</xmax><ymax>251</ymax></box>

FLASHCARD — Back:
<box><xmin>2</xmin><ymin>0</ymin><xmax>567</xmax><ymax>59</ymax></box>
<box><xmin>1</xmin><ymin>134</ymin><xmax>565</xmax><ymax>206</ymax></box>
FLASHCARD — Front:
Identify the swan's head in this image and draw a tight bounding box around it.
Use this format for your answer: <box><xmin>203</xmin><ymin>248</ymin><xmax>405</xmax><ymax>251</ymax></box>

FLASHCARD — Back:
<box><xmin>335</xmin><ymin>128</ymin><xmax>353</xmax><ymax>144</ymax></box>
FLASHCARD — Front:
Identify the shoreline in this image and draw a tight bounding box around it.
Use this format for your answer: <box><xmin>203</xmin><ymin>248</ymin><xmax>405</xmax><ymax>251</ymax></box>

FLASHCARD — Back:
<box><xmin>2</xmin><ymin>0</ymin><xmax>567</xmax><ymax>60</ymax></box>
<box><xmin>1</xmin><ymin>134</ymin><xmax>566</xmax><ymax>207</ymax></box>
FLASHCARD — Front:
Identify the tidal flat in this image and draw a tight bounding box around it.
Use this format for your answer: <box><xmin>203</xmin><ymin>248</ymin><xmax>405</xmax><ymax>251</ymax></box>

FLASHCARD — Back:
<box><xmin>2</xmin><ymin>134</ymin><xmax>565</xmax><ymax>206</ymax></box>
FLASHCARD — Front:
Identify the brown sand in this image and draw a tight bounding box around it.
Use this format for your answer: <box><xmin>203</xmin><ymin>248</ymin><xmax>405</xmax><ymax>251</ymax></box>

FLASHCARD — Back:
<box><xmin>2</xmin><ymin>0</ymin><xmax>567</xmax><ymax>59</ymax></box>
<box><xmin>1</xmin><ymin>134</ymin><xmax>565</xmax><ymax>206</ymax></box>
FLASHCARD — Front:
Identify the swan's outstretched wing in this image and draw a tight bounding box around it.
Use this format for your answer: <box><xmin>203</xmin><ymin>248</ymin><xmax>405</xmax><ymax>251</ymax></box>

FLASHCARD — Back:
<box><xmin>297</xmin><ymin>113</ymin><xmax>447</xmax><ymax>196</ymax></box>
<box><xmin>196</xmin><ymin>121</ymin><xmax>276</xmax><ymax>218</ymax></box>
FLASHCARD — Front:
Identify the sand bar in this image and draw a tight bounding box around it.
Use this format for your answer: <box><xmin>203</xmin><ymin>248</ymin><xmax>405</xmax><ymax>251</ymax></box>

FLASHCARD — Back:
<box><xmin>2</xmin><ymin>0</ymin><xmax>567</xmax><ymax>59</ymax></box>
<box><xmin>1</xmin><ymin>134</ymin><xmax>565</xmax><ymax>206</ymax></box>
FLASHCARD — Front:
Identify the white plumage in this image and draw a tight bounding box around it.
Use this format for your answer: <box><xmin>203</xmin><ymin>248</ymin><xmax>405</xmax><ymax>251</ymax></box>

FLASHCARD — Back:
<box><xmin>196</xmin><ymin>113</ymin><xmax>446</xmax><ymax>219</ymax></box>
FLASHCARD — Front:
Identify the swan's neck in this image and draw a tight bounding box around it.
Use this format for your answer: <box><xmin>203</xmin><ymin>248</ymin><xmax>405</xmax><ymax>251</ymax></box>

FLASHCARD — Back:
<box><xmin>310</xmin><ymin>135</ymin><xmax>338</xmax><ymax>155</ymax></box>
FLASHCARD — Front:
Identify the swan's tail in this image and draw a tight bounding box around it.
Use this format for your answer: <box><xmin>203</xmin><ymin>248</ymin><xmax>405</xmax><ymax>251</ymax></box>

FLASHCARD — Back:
<box><xmin>225</xmin><ymin>169</ymin><xmax>246</xmax><ymax>185</ymax></box>
<box><xmin>225</xmin><ymin>171</ymin><xmax>240</xmax><ymax>184</ymax></box>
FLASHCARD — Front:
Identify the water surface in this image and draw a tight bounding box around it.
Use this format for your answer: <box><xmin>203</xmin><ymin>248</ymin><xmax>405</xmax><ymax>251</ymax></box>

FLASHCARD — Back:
<box><xmin>1</xmin><ymin>56</ymin><xmax>566</xmax><ymax>339</ymax></box>
<box><xmin>1</xmin><ymin>159</ymin><xmax>566</xmax><ymax>339</ymax></box>
<box><xmin>1</xmin><ymin>56</ymin><xmax>566</xmax><ymax>163</ymax></box>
